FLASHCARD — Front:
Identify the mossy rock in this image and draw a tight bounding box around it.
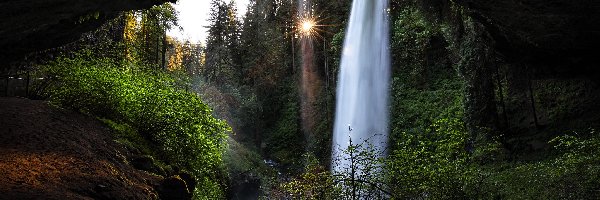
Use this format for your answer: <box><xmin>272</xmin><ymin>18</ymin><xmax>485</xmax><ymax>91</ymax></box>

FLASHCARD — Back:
<box><xmin>130</xmin><ymin>155</ymin><xmax>166</xmax><ymax>176</ymax></box>
<box><xmin>157</xmin><ymin>175</ymin><xmax>192</xmax><ymax>200</ymax></box>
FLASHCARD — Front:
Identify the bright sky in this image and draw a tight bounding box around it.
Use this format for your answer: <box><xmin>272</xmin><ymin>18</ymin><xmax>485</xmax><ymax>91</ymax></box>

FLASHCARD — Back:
<box><xmin>167</xmin><ymin>0</ymin><xmax>250</xmax><ymax>44</ymax></box>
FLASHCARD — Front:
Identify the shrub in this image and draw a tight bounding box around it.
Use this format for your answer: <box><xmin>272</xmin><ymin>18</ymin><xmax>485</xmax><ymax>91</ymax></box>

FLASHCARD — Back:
<box><xmin>39</xmin><ymin>51</ymin><xmax>230</xmax><ymax>198</ymax></box>
<box><xmin>387</xmin><ymin>114</ymin><xmax>469</xmax><ymax>199</ymax></box>
<box><xmin>280</xmin><ymin>154</ymin><xmax>340</xmax><ymax>199</ymax></box>
<box><xmin>281</xmin><ymin>141</ymin><xmax>389</xmax><ymax>200</ymax></box>
<box><xmin>464</xmin><ymin>129</ymin><xmax>600</xmax><ymax>199</ymax></box>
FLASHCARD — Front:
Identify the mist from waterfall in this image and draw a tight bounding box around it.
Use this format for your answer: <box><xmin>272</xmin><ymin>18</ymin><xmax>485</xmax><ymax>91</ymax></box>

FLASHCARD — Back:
<box><xmin>332</xmin><ymin>0</ymin><xmax>391</xmax><ymax>176</ymax></box>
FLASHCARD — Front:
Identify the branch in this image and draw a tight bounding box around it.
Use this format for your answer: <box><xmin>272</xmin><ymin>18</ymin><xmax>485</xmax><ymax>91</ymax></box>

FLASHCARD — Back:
<box><xmin>331</xmin><ymin>175</ymin><xmax>393</xmax><ymax>197</ymax></box>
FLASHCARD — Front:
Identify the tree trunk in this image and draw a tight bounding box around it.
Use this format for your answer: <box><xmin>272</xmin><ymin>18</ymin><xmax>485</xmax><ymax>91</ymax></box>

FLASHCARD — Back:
<box><xmin>161</xmin><ymin>21</ymin><xmax>167</xmax><ymax>71</ymax></box>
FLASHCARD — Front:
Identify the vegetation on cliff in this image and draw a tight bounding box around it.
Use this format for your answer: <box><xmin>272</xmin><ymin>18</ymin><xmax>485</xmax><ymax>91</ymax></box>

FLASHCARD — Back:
<box><xmin>2</xmin><ymin>0</ymin><xmax>599</xmax><ymax>199</ymax></box>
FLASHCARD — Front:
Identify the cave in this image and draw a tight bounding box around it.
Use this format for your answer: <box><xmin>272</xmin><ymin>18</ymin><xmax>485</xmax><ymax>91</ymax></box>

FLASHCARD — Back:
<box><xmin>0</xmin><ymin>0</ymin><xmax>175</xmax><ymax>67</ymax></box>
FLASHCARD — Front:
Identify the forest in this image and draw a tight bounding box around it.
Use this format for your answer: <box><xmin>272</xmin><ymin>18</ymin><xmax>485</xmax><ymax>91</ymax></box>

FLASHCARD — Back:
<box><xmin>1</xmin><ymin>0</ymin><xmax>600</xmax><ymax>199</ymax></box>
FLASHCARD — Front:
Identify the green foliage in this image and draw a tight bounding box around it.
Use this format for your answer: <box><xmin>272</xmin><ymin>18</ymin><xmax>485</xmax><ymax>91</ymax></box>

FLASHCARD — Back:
<box><xmin>464</xmin><ymin>129</ymin><xmax>600</xmax><ymax>199</ymax></box>
<box><xmin>224</xmin><ymin>137</ymin><xmax>278</xmax><ymax>199</ymax></box>
<box><xmin>387</xmin><ymin>114</ymin><xmax>469</xmax><ymax>199</ymax></box>
<box><xmin>204</xmin><ymin>0</ymin><xmax>242</xmax><ymax>86</ymax></box>
<box><xmin>264</xmin><ymin>82</ymin><xmax>305</xmax><ymax>171</ymax></box>
<box><xmin>237</xmin><ymin>0</ymin><xmax>303</xmax><ymax>172</ymax></box>
<box><xmin>224</xmin><ymin>137</ymin><xmax>273</xmax><ymax>181</ymax></box>
<box><xmin>391</xmin><ymin>78</ymin><xmax>464</xmax><ymax>137</ymax></box>
<box><xmin>39</xmin><ymin>51</ymin><xmax>230</xmax><ymax>198</ymax></box>
<box><xmin>280</xmin><ymin>154</ymin><xmax>340</xmax><ymax>199</ymax></box>
<box><xmin>199</xmin><ymin>0</ymin><xmax>307</xmax><ymax>192</ymax></box>
<box><xmin>335</xmin><ymin>139</ymin><xmax>389</xmax><ymax>199</ymax></box>
<box><xmin>280</xmin><ymin>139</ymin><xmax>390</xmax><ymax>199</ymax></box>
<box><xmin>391</xmin><ymin>7</ymin><xmax>436</xmax><ymax>86</ymax></box>
<box><xmin>470</xmin><ymin>133</ymin><xmax>507</xmax><ymax>165</ymax></box>
<box><xmin>533</xmin><ymin>79</ymin><xmax>600</xmax><ymax>128</ymax></box>
<box><xmin>100</xmin><ymin>118</ymin><xmax>155</xmax><ymax>156</ymax></box>
<box><xmin>77</xmin><ymin>11</ymin><xmax>100</xmax><ymax>24</ymax></box>
<box><xmin>329</xmin><ymin>31</ymin><xmax>345</xmax><ymax>70</ymax></box>
<box><xmin>387</xmin><ymin>3</ymin><xmax>470</xmax><ymax>198</ymax></box>
<box><xmin>385</xmin><ymin>2</ymin><xmax>600</xmax><ymax>199</ymax></box>
<box><xmin>129</xmin><ymin>3</ymin><xmax>179</xmax><ymax>68</ymax></box>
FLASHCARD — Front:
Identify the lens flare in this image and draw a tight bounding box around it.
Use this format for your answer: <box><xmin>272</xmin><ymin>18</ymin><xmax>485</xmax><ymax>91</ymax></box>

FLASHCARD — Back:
<box><xmin>297</xmin><ymin>18</ymin><xmax>321</xmax><ymax>38</ymax></box>
<box><xmin>301</xmin><ymin>20</ymin><xmax>314</xmax><ymax>33</ymax></box>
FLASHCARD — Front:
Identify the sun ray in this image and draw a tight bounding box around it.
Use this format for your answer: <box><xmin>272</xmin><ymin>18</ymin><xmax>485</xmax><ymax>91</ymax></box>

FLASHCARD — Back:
<box><xmin>293</xmin><ymin>5</ymin><xmax>339</xmax><ymax>40</ymax></box>
<box><xmin>301</xmin><ymin>20</ymin><xmax>314</xmax><ymax>33</ymax></box>
<box><xmin>296</xmin><ymin>19</ymin><xmax>326</xmax><ymax>39</ymax></box>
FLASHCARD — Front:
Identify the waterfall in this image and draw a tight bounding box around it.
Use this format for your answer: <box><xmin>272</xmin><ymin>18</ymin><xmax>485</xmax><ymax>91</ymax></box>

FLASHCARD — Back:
<box><xmin>332</xmin><ymin>0</ymin><xmax>390</xmax><ymax>182</ymax></box>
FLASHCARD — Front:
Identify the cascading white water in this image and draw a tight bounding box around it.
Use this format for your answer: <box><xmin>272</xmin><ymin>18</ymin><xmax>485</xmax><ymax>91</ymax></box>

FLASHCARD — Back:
<box><xmin>332</xmin><ymin>0</ymin><xmax>390</xmax><ymax>175</ymax></box>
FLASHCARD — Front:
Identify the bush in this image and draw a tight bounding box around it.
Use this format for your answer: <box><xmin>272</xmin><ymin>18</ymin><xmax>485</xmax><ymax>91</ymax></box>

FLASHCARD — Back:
<box><xmin>387</xmin><ymin>114</ymin><xmax>469</xmax><ymax>199</ymax></box>
<box><xmin>280</xmin><ymin>154</ymin><xmax>339</xmax><ymax>199</ymax></box>
<box><xmin>39</xmin><ymin>51</ymin><xmax>230</xmax><ymax>198</ymax></box>
<box><xmin>280</xmin><ymin>141</ymin><xmax>389</xmax><ymax>200</ymax></box>
<box><xmin>464</xmin><ymin>129</ymin><xmax>600</xmax><ymax>199</ymax></box>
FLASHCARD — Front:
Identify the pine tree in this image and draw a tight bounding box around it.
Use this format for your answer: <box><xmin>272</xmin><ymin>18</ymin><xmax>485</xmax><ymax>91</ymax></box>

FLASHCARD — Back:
<box><xmin>134</xmin><ymin>4</ymin><xmax>178</xmax><ymax>69</ymax></box>
<box><xmin>204</xmin><ymin>0</ymin><xmax>242</xmax><ymax>86</ymax></box>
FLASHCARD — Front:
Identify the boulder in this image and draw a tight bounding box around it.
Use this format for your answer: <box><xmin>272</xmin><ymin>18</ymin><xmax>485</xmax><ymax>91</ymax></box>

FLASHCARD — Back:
<box><xmin>130</xmin><ymin>155</ymin><xmax>166</xmax><ymax>176</ymax></box>
<box><xmin>157</xmin><ymin>176</ymin><xmax>192</xmax><ymax>200</ymax></box>
<box><xmin>177</xmin><ymin>172</ymin><xmax>197</xmax><ymax>193</ymax></box>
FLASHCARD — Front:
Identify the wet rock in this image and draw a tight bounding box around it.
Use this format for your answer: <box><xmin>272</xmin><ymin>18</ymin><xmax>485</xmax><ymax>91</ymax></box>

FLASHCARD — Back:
<box><xmin>157</xmin><ymin>176</ymin><xmax>192</xmax><ymax>200</ymax></box>
<box><xmin>130</xmin><ymin>155</ymin><xmax>165</xmax><ymax>176</ymax></box>
<box><xmin>177</xmin><ymin>172</ymin><xmax>197</xmax><ymax>193</ymax></box>
<box><xmin>228</xmin><ymin>172</ymin><xmax>261</xmax><ymax>200</ymax></box>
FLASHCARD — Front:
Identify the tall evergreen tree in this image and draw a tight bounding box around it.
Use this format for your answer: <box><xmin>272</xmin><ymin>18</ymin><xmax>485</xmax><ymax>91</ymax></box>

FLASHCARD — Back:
<box><xmin>135</xmin><ymin>4</ymin><xmax>178</xmax><ymax>69</ymax></box>
<box><xmin>204</xmin><ymin>0</ymin><xmax>241</xmax><ymax>86</ymax></box>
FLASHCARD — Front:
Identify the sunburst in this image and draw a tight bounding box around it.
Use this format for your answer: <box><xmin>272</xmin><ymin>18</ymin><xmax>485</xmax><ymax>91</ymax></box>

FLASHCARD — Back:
<box><xmin>296</xmin><ymin>16</ymin><xmax>332</xmax><ymax>39</ymax></box>
<box><xmin>301</xmin><ymin>20</ymin><xmax>315</xmax><ymax>34</ymax></box>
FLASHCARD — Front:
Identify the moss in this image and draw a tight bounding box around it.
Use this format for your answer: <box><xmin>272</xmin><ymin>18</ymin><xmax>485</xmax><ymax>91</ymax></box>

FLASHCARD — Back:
<box><xmin>101</xmin><ymin>118</ymin><xmax>154</xmax><ymax>156</ymax></box>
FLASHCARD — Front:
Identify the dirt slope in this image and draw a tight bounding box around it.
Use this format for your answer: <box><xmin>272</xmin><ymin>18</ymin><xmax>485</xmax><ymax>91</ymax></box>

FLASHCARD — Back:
<box><xmin>0</xmin><ymin>97</ymin><xmax>161</xmax><ymax>199</ymax></box>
